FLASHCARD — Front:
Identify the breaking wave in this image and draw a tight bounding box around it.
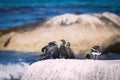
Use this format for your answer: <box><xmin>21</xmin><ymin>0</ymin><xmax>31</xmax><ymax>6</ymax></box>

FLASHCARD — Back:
<box><xmin>0</xmin><ymin>62</ymin><xmax>30</xmax><ymax>80</ymax></box>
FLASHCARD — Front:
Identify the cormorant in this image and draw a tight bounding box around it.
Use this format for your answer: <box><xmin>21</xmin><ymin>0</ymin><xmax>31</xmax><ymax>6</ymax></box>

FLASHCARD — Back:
<box><xmin>91</xmin><ymin>45</ymin><xmax>102</xmax><ymax>60</ymax></box>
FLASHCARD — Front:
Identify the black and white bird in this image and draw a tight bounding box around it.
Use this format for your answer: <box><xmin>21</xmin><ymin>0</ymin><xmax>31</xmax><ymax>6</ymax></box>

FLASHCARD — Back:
<box><xmin>66</xmin><ymin>42</ymin><xmax>75</xmax><ymax>59</ymax></box>
<box><xmin>50</xmin><ymin>41</ymin><xmax>60</xmax><ymax>59</ymax></box>
<box><xmin>41</xmin><ymin>41</ymin><xmax>60</xmax><ymax>60</ymax></box>
<box><xmin>59</xmin><ymin>39</ymin><xmax>68</xmax><ymax>59</ymax></box>
<box><xmin>91</xmin><ymin>45</ymin><xmax>102</xmax><ymax>60</ymax></box>
<box><xmin>41</xmin><ymin>42</ymin><xmax>53</xmax><ymax>60</ymax></box>
<box><xmin>85</xmin><ymin>54</ymin><xmax>91</xmax><ymax>59</ymax></box>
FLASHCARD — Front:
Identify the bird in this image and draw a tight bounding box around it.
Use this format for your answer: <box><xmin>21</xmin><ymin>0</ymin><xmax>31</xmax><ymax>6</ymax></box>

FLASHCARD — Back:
<box><xmin>41</xmin><ymin>42</ymin><xmax>53</xmax><ymax>60</ymax></box>
<box><xmin>41</xmin><ymin>46</ymin><xmax>48</xmax><ymax>54</ymax></box>
<box><xmin>85</xmin><ymin>54</ymin><xmax>91</xmax><ymax>59</ymax></box>
<box><xmin>41</xmin><ymin>42</ymin><xmax>53</xmax><ymax>53</ymax></box>
<box><xmin>91</xmin><ymin>45</ymin><xmax>102</xmax><ymax>60</ymax></box>
<box><xmin>66</xmin><ymin>42</ymin><xmax>75</xmax><ymax>59</ymax></box>
<box><xmin>41</xmin><ymin>41</ymin><xmax>60</xmax><ymax>60</ymax></box>
<box><xmin>50</xmin><ymin>41</ymin><xmax>60</xmax><ymax>59</ymax></box>
<box><xmin>59</xmin><ymin>39</ymin><xmax>68</xmax><ymax>59</ymax></box>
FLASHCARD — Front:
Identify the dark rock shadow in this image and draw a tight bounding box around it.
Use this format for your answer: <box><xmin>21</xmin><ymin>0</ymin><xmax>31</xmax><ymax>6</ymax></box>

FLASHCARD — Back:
<box><xmin>0</xmin><ymin>19</ymin><xmax>47</xmax><ymax>37</ymax></box>
<box><xmin>3</xmin><ymin>37</ymin><xmax>12</xmax><ymax>47</ymax></box>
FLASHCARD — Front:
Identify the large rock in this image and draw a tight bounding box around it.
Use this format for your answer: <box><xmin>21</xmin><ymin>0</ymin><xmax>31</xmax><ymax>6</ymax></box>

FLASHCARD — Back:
<box><xmin>0</xmin><ymin>12</ymin><xmax>120</xmax><ymax>54</ymax></box>
<box><xmin>21</xmin><ymin>59</ymin><xmax>120</xmax><ymax>80</ymax></box>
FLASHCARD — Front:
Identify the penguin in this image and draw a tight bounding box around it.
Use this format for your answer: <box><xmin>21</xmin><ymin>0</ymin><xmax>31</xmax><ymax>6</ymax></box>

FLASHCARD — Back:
<box><xmin>50</xmin><ymin>41</ymin><xmax>60</xmax><ymax>59</ymax></box>
<box><xmin>41</xmin><ymin>42</ymin><xmax>52</xmax><ymax>53</ymax></box>
<box><xmin>91</xmin><ymin>45</ymin><xmax>102</xmax><ymax>60</ymax></box>
<box><xmin>59</xmin><ymin>39</ymin><xmax>68</xmax><ymax>59</ymax></box>
<box><xmin>41</xmin><ymin>42</ymin><xmax>53</xmax><ymax>60</ymax></box>
<box><xmin>41</xmin><ymin>41</ymin><xmax>60</xmax><ymax>59</ymax></box>
<box><xmin>85</xmin><ymin>54</ymin><xmax>91</xmax><ymax>59</ymax></box>
<box><xmin>41</xmin><ymin>46</ymin><xmax>48</xmax><ymax>53</ymax></box>
<box><xmin>66</xmin><ymin>42</ymin><xmax>75</xmax><ymax>59</ymax></box>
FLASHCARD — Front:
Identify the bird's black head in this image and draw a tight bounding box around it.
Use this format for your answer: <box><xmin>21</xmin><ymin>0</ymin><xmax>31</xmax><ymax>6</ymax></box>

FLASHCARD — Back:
<box><xmin>67</xmin><ymin>42</ymin><xmax>71</xmax><ymax>46</ymax></box>
<box><xmin>91</xmin><ymin>45</ymin><xmax>102</xmax><ymax>52</ymax></box>
<box><xmin>60</xmin><ymin>39</ymin><xmax>66</xmax><ymax>44</ymax></box>
<box><xmin>48</xmin><ymin>42</ymin><xmax>53</xmax><ymax>46</ymax></box>
<box><xmin>52</xmin><ymin>41</ymin><xmax>57</xmax><ymax>46</ymax></box>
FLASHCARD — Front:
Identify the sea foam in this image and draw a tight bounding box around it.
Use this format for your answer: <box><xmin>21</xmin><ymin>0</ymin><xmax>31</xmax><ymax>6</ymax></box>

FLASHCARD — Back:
<box><xmin>0</xmin><ymin>62</ymin><xmax>30</xmax><ymax>80</ymax></box>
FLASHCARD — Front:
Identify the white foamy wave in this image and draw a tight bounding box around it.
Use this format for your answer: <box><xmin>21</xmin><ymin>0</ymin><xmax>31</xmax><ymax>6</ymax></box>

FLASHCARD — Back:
<box><xmin>0</xmin><ymin>62</ymin><xmax>30</xmax><ymax>80</ymax></box>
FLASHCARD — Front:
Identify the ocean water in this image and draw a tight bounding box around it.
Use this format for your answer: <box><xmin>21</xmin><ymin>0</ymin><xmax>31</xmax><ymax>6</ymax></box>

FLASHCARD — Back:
<box><xmin>0</xmin><ymin>0</ymin><xmax>120</xmax><ymax>29</ymax></box>
<box><xmin>0</xmin><ymin>51</ymin><xmax>40</xmax><ymax>80</ymax></box>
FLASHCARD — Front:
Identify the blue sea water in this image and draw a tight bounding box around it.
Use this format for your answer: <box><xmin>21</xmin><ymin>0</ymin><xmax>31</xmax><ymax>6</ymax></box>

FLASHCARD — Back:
<box><xmin>0</xmin><ymin>51</ymin><xmax>40</xmax><ymax>79</ymax></box>
<box><xmin>0</xmin><ymin>0</ymin><xmax>120</xmax><ymax>29</ymax></box>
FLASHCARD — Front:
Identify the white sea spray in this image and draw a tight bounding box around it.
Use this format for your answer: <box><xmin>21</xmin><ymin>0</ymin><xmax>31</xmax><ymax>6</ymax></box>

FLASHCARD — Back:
<box><xmin>0</xmin><ymin>62</ymin><xmax>30</xmax><ymax>80</ymax></box>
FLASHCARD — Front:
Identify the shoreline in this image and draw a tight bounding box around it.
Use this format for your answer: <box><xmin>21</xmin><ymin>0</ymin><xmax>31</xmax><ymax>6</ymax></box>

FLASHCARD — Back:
<box><xmin>0</xmin><ymin>50</ymin><xmax>120</xmax><ymax>60</ymax></box>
